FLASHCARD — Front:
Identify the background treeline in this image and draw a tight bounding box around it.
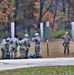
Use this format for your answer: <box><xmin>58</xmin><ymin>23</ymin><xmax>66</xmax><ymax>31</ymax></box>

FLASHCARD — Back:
<box><xmin>0</xmin><ymin>0</ymin><xmax>74</xmax><ymax>38</ymax></box>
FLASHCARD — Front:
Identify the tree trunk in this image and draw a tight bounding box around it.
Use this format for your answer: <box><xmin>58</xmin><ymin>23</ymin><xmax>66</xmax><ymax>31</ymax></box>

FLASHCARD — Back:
<box><xmin>52</xmin><ymin>0</ymin><xmax>57</xmax><ymax>33</ymax></box>
<box><xmin>38</xmin><ymin>0</ymin><xmax>45</xmax><ymax>28</ymax></box>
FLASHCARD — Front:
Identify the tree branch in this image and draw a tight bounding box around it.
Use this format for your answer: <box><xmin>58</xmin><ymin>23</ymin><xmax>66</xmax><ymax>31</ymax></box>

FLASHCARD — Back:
<box><xmin>41</xmin><ymin>0</ymin><xmax>53</xmax><ymax>18</ymax></box>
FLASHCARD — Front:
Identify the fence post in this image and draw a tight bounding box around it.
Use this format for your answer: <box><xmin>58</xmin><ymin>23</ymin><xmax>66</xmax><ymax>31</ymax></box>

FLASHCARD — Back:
<box><xmin>46</xmin><ymin>40</ymin><xmax>49</xmax><ymax>56</ymax></box>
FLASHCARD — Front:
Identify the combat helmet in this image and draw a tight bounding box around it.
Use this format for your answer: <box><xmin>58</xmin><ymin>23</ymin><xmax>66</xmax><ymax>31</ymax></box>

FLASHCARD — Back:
<box><xmin>24</xmin><ymin>34</ymin><xmax>28</xmax><ymax>37</ymax></box>
<box><xmin>35</xmin><ymin>33</ymin><xmax>39</xmax><ymax>36</ymax></box>
<box><xmin>7</xmin><ymin>37</ymin><xmax>10</xmax><ymax>41</ymax></box>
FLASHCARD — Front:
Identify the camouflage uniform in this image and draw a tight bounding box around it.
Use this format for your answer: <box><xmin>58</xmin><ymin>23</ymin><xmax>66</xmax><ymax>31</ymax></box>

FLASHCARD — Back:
<box><xmin>34</xmin><ymin>33</ymin><xmax>40</xmax><ymax>57</ymax></box>
<box><xmin>62</xmin><ymin>32</ymin><xmax>70</xmax><ymax>54</ymax></box>
<box><xmin>10</xmin><ymin>38</ymin><xmax>18</xmax><ymax>58</ymax></box>
<box><xmin>19</xmin><ymin>38</ymin><xmax>26</xmax><ymax>58</ymax></box>
<box><xmin>24</xmin><ymin>34</ymin><xmax>30</xmax><ymax>56</ymax></box>
<box><xmin>23</xmin><ymin>38</ymin><xmax>30</xmax><ymax>56</ymax></box>
<box><xmin>1</xmin><ymin>38</ymin><xmax>10</xmax><ymax>59</ymax></box>
<box><xmin>1</xmin><ymin>39</ymin><xmax>7</xmax><ymax>59</ymax></box>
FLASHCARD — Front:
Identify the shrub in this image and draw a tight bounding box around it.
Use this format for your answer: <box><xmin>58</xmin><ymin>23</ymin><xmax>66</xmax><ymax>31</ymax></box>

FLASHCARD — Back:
<box><xmin>51</xmin><ymin>29</ymin><xmax>71</xmax><ymax>39</ymax></box>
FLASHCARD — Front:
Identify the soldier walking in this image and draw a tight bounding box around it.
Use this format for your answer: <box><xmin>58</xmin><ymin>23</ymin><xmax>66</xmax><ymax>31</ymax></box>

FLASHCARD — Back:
<box><xmin>62</xmin><ymin>32</ymin><xmax>70</xmax><ymax>54</ymax></box>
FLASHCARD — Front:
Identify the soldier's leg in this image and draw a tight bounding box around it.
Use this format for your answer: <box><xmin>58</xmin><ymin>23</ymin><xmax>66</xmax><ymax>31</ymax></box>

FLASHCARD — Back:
<box><xmin>1</xmin><ymin>48</ymin><xmax>5</xmax><ymax>59</ymax></box>
<box><xmin>35</xmin><ymin>46</ymin><xmax>40</xmax><ymax>57</ymax></box>
<box><xmin>21</xmin><ymin>51</ymin><xmax>23</xmax><ymax>58</ymax></box>
<box><xmin>10</xmin><ymin>48</ymin><xmax>13</xmax><ymax>59</ymax></box>
<box><xmin>26</xmin><ymin>48</ymin><xmax>29</xmax><ymax>56</ymax></box>
<box><xmin>21</xmin><ymin>49</ymin><xmax>25</xmax><ymax>58</ymax></box>
<box><xmin>20</xmin><ymin>48</ymin><xmax>22</xmax><ymax>58</ymax></box>
<box><xmin>14</xmin><ymin>48</ymin><xmax>17</xmax><ymax>58</ymax></box>
<box><xmin>3</xmin><ymin>48</ymin><xmax>7</xmax><ymax>59</ymax></box>
<box><xmin>67</xmin><ymin>44</ymin><xmax>70</xmax><ymax>54</ymax></box>
<box><xmin>38</xmin><ymin>46</ymin><xmax>40</xmax><ymax>56</ymax></box>
<box><xmin>35</xmin><ymin>46</ymin><xmax>37</xmax><ymax>56</ymax></box>
<box><xmin>36</xmin><ymin>46</ymin><xmax>40</xmax><ymax>57</ymax></box>
<box><xmin>22</xmin><ymin>50</ymin><xmax>24</xmax><ymax>58</ymax></box>
<box><xmin>36</xmin><ymin>51</ymin><xmax>39</xmax><ymax>57</ymax></box>
<box><xmin>24</xmin><ymin>49</ymin><xmax>26</xmax><ymax>57</ymax></box>
<box><xmin>64</xmin><ymin>46</ymin><xmax>66</xmax><ymax>54</ymax></box>
<box><xmin>64</xmin><ymin>44</ymin><xmax>67</xmax><ymax>54</ymax></box>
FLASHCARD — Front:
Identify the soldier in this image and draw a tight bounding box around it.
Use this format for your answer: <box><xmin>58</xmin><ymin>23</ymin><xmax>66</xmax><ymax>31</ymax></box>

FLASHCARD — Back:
<box><xmin>62</xmin><ymin>32</ymin><xmax>70</xmax><ymax>54</ymax></box>
<box><xmin>1</xmin><ymin>38</ymin><xmax>10</xmax><ymax>59</ymax></box>
<box><xmin>10</xmin><ymin>35</ymin><xmax>19</xmax><ymax>58</ymax></box>
<box><xmin>24</xmin><ymin>34</ymin><xmax>30</xmax><ymax>57</ymax></box>
<box><xmin>1</xmin><ymin>39</ymin><xmax>6</xmax><ymax>59</ymax></box>
<box><xmin>5</xmin><ymin>37</ymin><xmax>10</xmax><ymax>59</ymax></box>
<box><xmin>19</xmin><ymin>38</ymin><xmax>26</xmax><ymax>58</ymax></box>
<box><xmin>33</xmin><ymin>33</ymin><xmax>41</xmax><ymax>58</ymax></box>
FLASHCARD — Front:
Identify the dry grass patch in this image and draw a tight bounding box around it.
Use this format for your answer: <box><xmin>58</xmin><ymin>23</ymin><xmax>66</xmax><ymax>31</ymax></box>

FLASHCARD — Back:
<box><xmin>0</xmin><ymin>39</ymin><xmax>74</xmax><ymax>58</ymax></box>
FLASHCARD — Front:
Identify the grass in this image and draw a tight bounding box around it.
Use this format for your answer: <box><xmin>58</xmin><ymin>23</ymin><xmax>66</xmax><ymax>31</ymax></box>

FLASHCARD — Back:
<box><xmin>0</xmin><ymin>66</ymin><xmax>74</xmax><ymax>75</ymax></box>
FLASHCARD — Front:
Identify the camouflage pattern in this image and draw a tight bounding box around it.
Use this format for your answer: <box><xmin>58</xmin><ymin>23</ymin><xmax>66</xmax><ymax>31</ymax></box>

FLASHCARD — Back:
<box><xmin>63</xmin><ymin>35</ymin><xmax>70</xmax><ymax>54</ymax></box>
<box><xmin>1</xmin><ymin>39</ymin><xmax>6</xmax><ymax>59</ymax></box>
<box><xmin>19</xmin><ymin>39</ymin><xmax>26</xmax><ymax>58</ymax></box>
<box><xmin>10</xmin><ymin>38</ymin><xmax>19</xmax><ymax>58</ymax></box>
<box><xmin>19</xmin><ymin>38</ymin><xmax>30</xmax><ymax>58</ymax></box>
<box><xmin>23</xmin><ymin>38</ymin><xmax>30</xmax><ymax>56</ymax></box>
<box><xmin>34</xmin><ymin>34</ymin><xmax>40</xmax><ymax>57</ymax></box>
<box><xmin>1</xmin><ymin>39</ymin><xmax>10</xmax><ymax>59</ymax></box>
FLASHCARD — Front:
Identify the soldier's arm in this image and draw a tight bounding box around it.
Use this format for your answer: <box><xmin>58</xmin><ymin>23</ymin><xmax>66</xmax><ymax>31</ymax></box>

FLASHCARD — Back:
<box><xmin>61</xmin><ymin>36</ymin><xmax>65</xmax><ymax>39</ymax></box>
<box><xmin>1</xmin><ymin>41</ymin><xmax>4</xmax><ymax>45</ymax></box>
<box><xmin>10</xmin><ymin>39</ymin><xmax>13</xmax><ymax>43</ymax></box>
<box><xmin>38</xmin><ymin>37</ymin><xmax>41</xmax><ymax>42</ymax></box>
<box><xmin>36</xmin><ymin>37</ymin><xmax>40</xmax><ymax>42</ymax></box>
<box><xmin>68</xmin><ymin>36</ymin><xmax>71</xmax><ymax>41</ymax></box>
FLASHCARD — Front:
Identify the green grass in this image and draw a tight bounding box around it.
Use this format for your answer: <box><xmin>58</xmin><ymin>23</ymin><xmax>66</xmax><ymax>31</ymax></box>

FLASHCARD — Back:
<box><xmin>0</xmin><ymin>66</ymin><xmax>74</xmax><ymax>75</ymax></box>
